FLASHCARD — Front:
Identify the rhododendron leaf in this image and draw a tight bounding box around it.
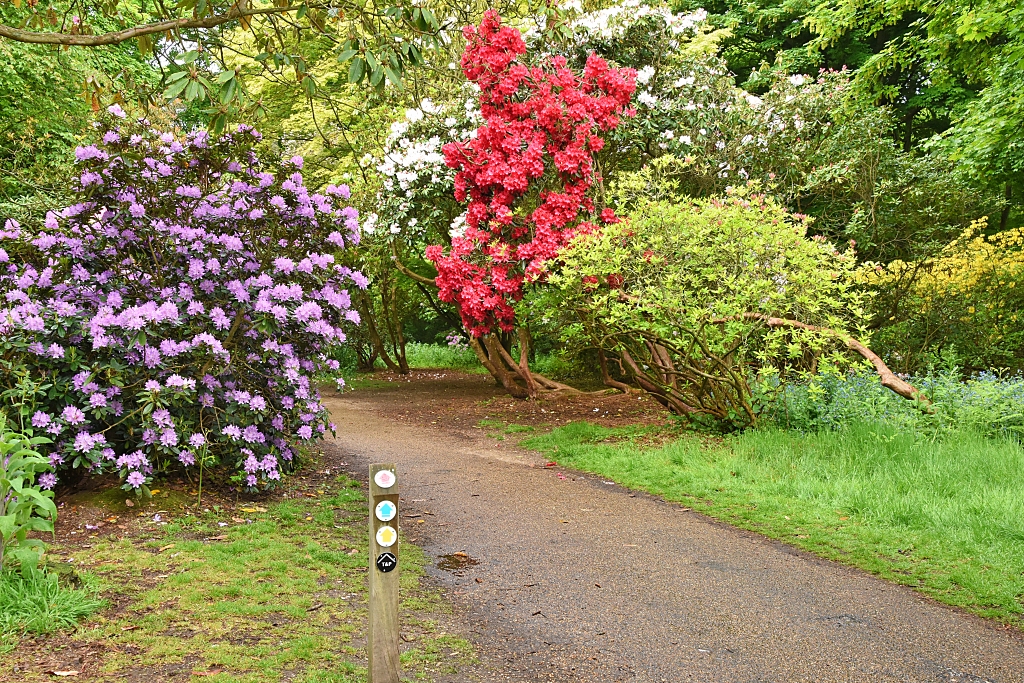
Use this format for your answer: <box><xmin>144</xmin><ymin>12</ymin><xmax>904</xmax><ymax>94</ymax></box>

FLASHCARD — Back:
<box><xmin>384</xmin><ymin>66</ymin><xmax>402</xmax><ymax>89</ymax></box>
<box><xmin>347</xmin><ymin>56</ymin><xmax>365</xmax><ymax>83</ymax></box>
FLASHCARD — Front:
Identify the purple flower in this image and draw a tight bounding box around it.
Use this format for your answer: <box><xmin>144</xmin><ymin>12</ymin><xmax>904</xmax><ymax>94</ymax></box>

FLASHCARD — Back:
<box><xmin>152</xmin><ymin>408</ymin><xmax>172</xmax><ymax>427</ymax></box>
<box><xmin>89</xmin><ymin>393</ymin><xmax>107</xmax><ymax>408</ymax></box>
<box><xmin>188</xmin><ymin>433</ymin><xmax>206</xmax><ymax>448</ymax></box>
<box><xmin>127</xmin><ymin>471</ymin><xmax>146</xmax><ymax>488</ymax></box>
<box><xmin>178</xmin><ymin>450</ymin><xmax>196</xmax><ymax>466</ymax></box>
<box><xmin>160</xmin><ymin>429</ymin><xmax>178</xmax><ymax>447</ymax></box>
<box><xmin>223</xmin><ymin>425</ymin><xmax>242</xmax><ymax>440</ymax></box>
<box><xmin>31</xmin><ymin>411</ymin><xmax>51</xmax><ymax>428</ymax></box>
<box><xmin>145</xmin><ymin>380</ymin><xmax>161</xmax><ymax>392</ymax></box>
<box><xmin>241</xmin><ymin>425</ymin><xmax>265</xmax><ymax>443</ymax></box>
<box><xmin>73</xmin><ymin>432</ymin><xmax>96</xmax><ymax>453</ymax></box>
<box><xmin>297</xmin><ymin>425</ymin><xmax>313</xmax><ymax>440</ymax></box>
<box><xmin>38</xmin><ymin>473</ymin><xmax>57</xmax><ymax>490</ymax></box>
<box><xmin>289</xmin><ymin>155</ymin><xmax>304</xmax><ymax>168</ymax></box>
<box><xmin>62</xmin><ymin>406</ymin><xmax>86</xmax><ymax>425</ymax></box>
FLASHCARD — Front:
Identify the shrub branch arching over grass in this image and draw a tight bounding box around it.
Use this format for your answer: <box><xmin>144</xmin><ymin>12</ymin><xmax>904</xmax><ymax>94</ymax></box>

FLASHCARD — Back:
<box><xmin>554</xmin><ymin>186</ymin><xmax>926</xmax><ymax>429</ymax></box>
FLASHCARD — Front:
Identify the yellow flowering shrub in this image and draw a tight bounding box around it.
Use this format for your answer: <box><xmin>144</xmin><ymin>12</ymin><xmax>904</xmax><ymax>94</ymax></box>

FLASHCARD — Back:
<box><xmin>864</xmin><ymin>220</ymin><xmax>1024</xmax><ymax>372</ymax></box>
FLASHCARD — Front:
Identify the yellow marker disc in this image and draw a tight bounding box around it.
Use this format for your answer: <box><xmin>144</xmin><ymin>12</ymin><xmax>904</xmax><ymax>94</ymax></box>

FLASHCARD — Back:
<box><xmin>376</xmin><ymin>525</ymin><xmax>398</xmax><ymax>547</ymax></box>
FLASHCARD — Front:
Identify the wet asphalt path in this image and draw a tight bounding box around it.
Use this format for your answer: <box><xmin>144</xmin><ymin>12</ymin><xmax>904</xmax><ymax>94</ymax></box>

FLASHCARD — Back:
<box><xmin>323</xmin><ymin>395</ymin><xmax>1024</xmax><ymax>682</ymax></box>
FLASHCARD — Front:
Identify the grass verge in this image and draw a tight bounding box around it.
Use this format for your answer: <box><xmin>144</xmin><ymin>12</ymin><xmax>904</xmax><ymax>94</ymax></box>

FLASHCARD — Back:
<box><xmin>523</xmin><ymin>421</ymin><xmax>1024</xmax><ymax>626</ymax></box>
<box><xmin>2</xmin><ymin>472</ymin><xmax>475</xmax><ymax>682</ymax></box>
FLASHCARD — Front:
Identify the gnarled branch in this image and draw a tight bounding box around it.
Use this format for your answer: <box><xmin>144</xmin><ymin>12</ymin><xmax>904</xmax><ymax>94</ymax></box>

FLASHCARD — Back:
<box><xmin>0</xmin><ymin>6</ymin><xmax>301</xmax><ymax>46</ymax></box>
<box><xmin>718</xmin><ymin>313</ymin><xmax>932</xmax><ymax>407</ymax></box>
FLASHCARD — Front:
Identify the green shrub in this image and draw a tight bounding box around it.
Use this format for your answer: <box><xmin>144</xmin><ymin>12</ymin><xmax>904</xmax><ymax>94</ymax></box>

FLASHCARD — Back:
<box><xmin>554</xmin><ymin>186</ymin><xmax>865</xmax><ymax>428</ymax></box>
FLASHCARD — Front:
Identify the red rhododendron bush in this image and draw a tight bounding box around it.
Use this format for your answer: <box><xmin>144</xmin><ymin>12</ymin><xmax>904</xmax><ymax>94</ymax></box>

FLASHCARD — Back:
<box><xmin>423</xmin><ymin>11</ymin><xmax>636</xmax><ymax>397</ymax></box>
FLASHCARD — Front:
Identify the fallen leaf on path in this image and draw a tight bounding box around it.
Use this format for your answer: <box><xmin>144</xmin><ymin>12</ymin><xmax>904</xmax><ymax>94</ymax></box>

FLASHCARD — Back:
<box><xmin>543</xmin><ymin>462</ymin><xmax>557</xmax><ymax>468</ymax></box>
<box><xmin>307</xmin><ymin>603</ymin><xmax>324</xmax><ymax>612</ymax></box>
<box><xmin>232</xmin><ymin>517</ymin><xmax>246</xmax><ymax>523</ymax></box>
<box><xmin>46</xmin><ymin>672</ymin><xmax>80</xmax><ymax>677</ymax></box>
<box><xmin>192</xmin><ymin>670</ymin><xmax>223</xmax><ymax>677</ymax></box>
<box><xmin>124</xmin><ymin>499</ymin><xmax>134</xmax><ymax>507</ymax></box>
<box><xmin>240</xmin><ymin>506</ymin><xmax>266</xmax><ymax>513</ymax></box>
<box><xmin>158</xmin><ymin>544</ymin><xmax>175</xmax><ymax>552</ymax></box>
<box><xmin>121</xmin><ymin>625</ymin><xmax>139</xmax><ymax>631</ymax></box>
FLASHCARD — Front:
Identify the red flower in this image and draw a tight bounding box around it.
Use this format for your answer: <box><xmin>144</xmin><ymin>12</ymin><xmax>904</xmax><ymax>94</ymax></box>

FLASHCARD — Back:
<box><xmin>426</xmin><ymin>11</ymin><xmax>636</xmax><ymax>335</ymax></box>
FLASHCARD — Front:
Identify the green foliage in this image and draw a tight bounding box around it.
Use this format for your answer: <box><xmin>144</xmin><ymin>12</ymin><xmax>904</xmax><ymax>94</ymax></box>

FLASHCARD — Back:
<box><xmin>0</xmin><ymin>417</ymin><xmax>55</xmax><ymax>574</ymax></box>
<box><xmin>524</xmin><ymin>420</ymin><xmax>1024</xmax><ymax>623</ymax></box>
<box><xmin>554</xmin><ymin>185</ymin><xmax>864</xmax><ymax>427</ymax></box>
<box><xmin>771</xmin><ymin>366</ymin><xmax>1024</xmax><ymax>440</ymax></box>
<box><xmin>0</xmin><ymin>6</ymin><xmax>159</xmax><ymax>221</ymax></box>
<box><xmin>405</xmin><ymin>342</ymin><xmax>485</xmax><ymax>372</ymax></box>
<box><xmin>0</xmin><ymin>569</ymin><xmax>104</xmax><ymax>643</ymax></box>
<box><xmin>805</xmin><ymin>0</ymin><xmax>1024</xmax><ymax>188</ymax></box>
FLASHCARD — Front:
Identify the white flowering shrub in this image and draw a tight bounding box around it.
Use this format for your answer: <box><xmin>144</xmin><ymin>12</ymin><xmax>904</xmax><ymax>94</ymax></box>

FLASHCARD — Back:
<box><xmin>363</xmin><ymin>90</ymin><xmax>481</xmax><ymax>244</ymax></box>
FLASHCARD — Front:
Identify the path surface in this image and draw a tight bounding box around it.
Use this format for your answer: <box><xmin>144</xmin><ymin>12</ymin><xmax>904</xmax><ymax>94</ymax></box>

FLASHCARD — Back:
<box><xmin>323</xmin><ymin>391</ymin><xmax>1024</xmax><ymax>683</ymax></box>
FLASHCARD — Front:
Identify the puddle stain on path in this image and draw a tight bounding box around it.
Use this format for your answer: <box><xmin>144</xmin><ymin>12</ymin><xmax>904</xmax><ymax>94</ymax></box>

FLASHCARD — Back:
<box><xmin>437</xmin><ymin>552</ymin><xmax>481</xmax><ymax>576</ymax></box>
<box><xmin>323</xmin><ymin>392</ymin><xmax>1024</xmax><ymax>683</ymax></box>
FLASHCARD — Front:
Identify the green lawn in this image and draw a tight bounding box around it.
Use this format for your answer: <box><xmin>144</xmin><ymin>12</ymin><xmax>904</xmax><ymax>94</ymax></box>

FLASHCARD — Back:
<box><xmin>2</xmin><ymin>474</ymin><xmax>475</xmax><ymax>682</ymax></box>
<box><xmin>524</xmin><ymin>421</ymin><xmax>1024</xmax><ymax>625</ymax></box>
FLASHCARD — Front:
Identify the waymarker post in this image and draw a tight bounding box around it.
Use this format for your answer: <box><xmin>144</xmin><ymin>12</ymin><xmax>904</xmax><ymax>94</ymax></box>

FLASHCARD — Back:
<box><xmin>368</xmin><ymin>463</ymin><xmax>400</xmax><ymax>683</ymax></box>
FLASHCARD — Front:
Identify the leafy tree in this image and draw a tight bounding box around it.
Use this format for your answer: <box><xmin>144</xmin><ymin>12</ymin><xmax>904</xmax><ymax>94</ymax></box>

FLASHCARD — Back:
<box><xmin>804</xmin><ymin>0</ymin><xmax>1023</xmax><ymax>223</ymax></box>
<box><xmin>0</xmin><ymin>5</ymin><xmax>159</xmax><ymax>219</ymax></box>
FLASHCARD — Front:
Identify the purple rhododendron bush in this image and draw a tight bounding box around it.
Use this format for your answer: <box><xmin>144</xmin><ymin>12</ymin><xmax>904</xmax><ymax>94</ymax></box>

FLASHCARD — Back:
<box><xmin>0</xmin><ymin>109</ymin><xmax>365</xmax><ymax>493</ymax></box>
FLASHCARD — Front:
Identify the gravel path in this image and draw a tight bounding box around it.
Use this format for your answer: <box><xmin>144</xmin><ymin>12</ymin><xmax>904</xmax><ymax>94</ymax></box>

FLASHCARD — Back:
<box><xmin>324</xmin><ymin>392</ymin><xmax>1024</xmax><ymax>683</ymax></box>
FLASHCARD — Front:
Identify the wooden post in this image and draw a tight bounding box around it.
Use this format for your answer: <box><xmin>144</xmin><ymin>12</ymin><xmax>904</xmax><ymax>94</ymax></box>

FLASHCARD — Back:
<box><xmin>368</xmin><ymin>463</ymin><xmax>400</xmax><ymax>683</ymax></box>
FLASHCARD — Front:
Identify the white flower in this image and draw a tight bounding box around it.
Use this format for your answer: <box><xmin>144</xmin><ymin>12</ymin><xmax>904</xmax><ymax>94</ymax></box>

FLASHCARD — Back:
<box><xmin>363</xmin><ymin>213</ymin><xmax>379</xmax><ymax>235</ymax></box>
<box><xmin>405</xmin><ymin>108</ymin><xmax>424</xmax><ymax>123</ymax></box>
<box><xmin>661</xmin><ymin>130</ymin><xmax>675</xmax><ymax>139</ymax></box>
<box><xmin>699</xmin><ymin>128</ymin><xmax>707</xmax><ymax>135</ymax></box>
<box><xmin>449</xmin><ymin>212</ymin><xmax>468</xmax><ymax>239</ymax></box>
<box><xmin>744</xmin><ymin>94</ymin><xmax>763</xmax><ymax>109</ymax></box>
<box><xmin>680</xmin><ymin>135</ymin><xmax>692</xmax><ymax>145</ymax></box>
<box><xmin>741</xmin><ymin>134</ymin><xmax>753</xmax><ymax>145</ymax></box>
<box><xmin>788</xmin><ymin>74</ymin><xmax>806</xmax><ymax>86</ymax></box>
<box><xmin>389</xmin><ymin>121</ymin><xmax>409</xmax><ymax>138</ymax></box>
<box><xmin>673</xmin><ymin>75</ymin><xmax>696</xmax><ymax>88</ymax></box>
<box><xmin>636</xmin><ymin>65</ymin><xmax>656</xmax><ymax>85</ymax></box>
<box><xmin>444</xmin><ymin>117</ymin><xmax>457</xmax><ymax>128</ymax></box>
<box><xmin>637</xmin><ymin>91</ymin><xmax>658</xmax><ymax>107</ymax></box>
<box><xmin>420</xmin><ymin>98</ymin><xmax>440</xmax><ymax>114</ymax></box>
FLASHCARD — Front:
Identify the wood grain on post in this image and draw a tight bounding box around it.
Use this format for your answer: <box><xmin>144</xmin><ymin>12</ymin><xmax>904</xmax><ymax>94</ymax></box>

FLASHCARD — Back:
<box><xmin>368</xmin><ymin>463</ymin><xmax>400</xmax><ymax>683</ymax></box>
